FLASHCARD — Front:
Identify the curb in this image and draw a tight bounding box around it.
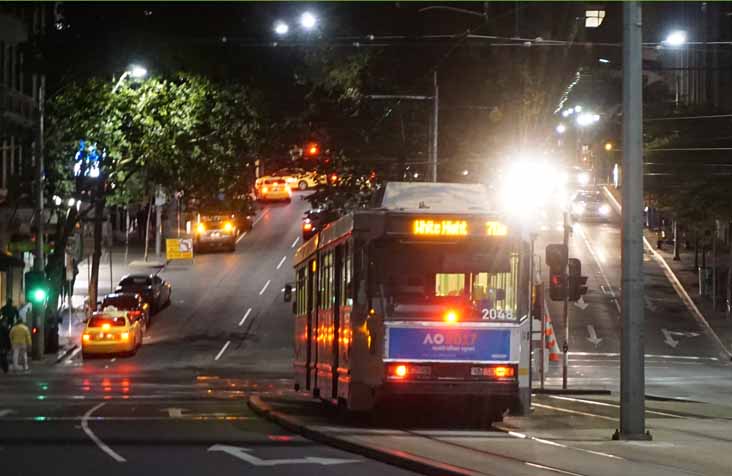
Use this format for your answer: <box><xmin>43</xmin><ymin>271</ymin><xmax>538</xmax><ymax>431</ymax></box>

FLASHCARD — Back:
<box><xmin>247</xmin><ymin>395</ymin><xmax>479</xmax><ymax>476</ymax></box>
<box><xmin>533</xmin><ymin>388</ymin><xmax>611</xmax><ymax>396</ymax></box>
<box><xmin>54</xmin><ymin>345</ymin><xmax>78</xmax><ymax>364</ymax></box>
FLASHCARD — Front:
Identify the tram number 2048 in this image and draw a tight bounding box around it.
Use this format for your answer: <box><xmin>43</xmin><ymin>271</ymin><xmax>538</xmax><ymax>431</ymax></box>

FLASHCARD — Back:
<box><xmin>481</xmin><ymin>308</ymin><xmax>514</xmax><ymax>321</ymax></box>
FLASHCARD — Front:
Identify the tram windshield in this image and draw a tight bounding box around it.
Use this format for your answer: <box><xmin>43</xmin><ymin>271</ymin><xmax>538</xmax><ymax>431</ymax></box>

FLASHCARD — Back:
<box><xmin>376</xmin><ymin>241</ymin><xmax>520</xmax><ymax>320</ymax></box>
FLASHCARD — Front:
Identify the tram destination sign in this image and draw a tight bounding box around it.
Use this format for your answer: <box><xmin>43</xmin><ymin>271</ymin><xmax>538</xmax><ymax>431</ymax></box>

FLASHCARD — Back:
<box><xmin>386</xmin><ymin>326</ymin><xmax>512</xmax><ymax>361</ymax></box>
<box><xmin>387</xmin><ymin>216</ymin><xmax>509</xmax><ymax>238</ymax></box>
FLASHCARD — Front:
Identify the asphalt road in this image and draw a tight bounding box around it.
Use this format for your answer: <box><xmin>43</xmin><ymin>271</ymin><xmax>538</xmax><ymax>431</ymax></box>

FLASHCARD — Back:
<box><xmin>536</xmin><ymin>207</ymin><xmax>732</xmax><ymax>403</ymax></box>
<box><xmin>0</xmin><ymin>194</ymin><xmax>416</xmax><ymax>476</ymax></box>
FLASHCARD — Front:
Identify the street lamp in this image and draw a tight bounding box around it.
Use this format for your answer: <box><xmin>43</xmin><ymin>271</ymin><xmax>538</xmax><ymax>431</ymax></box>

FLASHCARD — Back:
<box><xmin>300</xmin><ymin>11</ymin><xmax>317</xmax><ymax>30</ymax></box>
<box><xmin>274</xmin><ymin>20</ymin><xmax>289</xmax><ymax>36</ymax></box>
<box><xmin>576</xmin><ymin>112</ymin><xmax>600</xmax><ymax>127</ymax></box>
<box><xmin>556</xmin><ymin>124</ymin><xmax>567</xmax><ymax>134</ymax></box>
<box><xmin>663</xmin><ymin>30</ymin><xmax>687</xmax><ymax>48</ymax></box>
<box><xmin>112</xmin><ymin>64</ymin><xmax>148</xmax><ymax>93</ymax></box>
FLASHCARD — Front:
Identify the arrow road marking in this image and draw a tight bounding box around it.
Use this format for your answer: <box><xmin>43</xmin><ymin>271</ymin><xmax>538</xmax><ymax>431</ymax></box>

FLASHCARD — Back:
<box><xmin>0</xmin><ymin>409</ymin><xmax>16</xmax><ymax>417</ymax></box>
<box><xmin>645</xmin><ymin>296</ymin><xmax>659</xmax><ymax>312</ymax></box>
<box><xmin>214</xmin><ymin>340</ymin><xmax>231</xmax><ymax>361</ymax></box>
<box><xmin>668</xmin><ymin>330</ymin><xmax>700</xmax><ymax>338</ymax></box>
<box><xmin>238</xmin><ymin>308</ymin><xmax>252</xmax><ymax>327</ymax></box>
<box><xmin>291</xmin><ymin>236</ymin><xmax>300</xmax><ymax>248</ymax></box>
<box><xmin>575</xmin><ymin>225</ymin><xmax>620</xmax><ymax>315</ymax></box>
<box><xmin>162</xmin><ymin>408</ymin><xmax>186</xmax><ymax>418</ymax></box>
<box><xmin>259</xmin><ymin>280</ymin><xmax>271</xmax><ymax>295</ymax></box>
<box><xmin>276</xmin><ymin>255</ymin><xmax>287</xmax><ymax>270</ymax></box>
<box><xmin>586</xmin><ymin>325</ymin><xmax>603</xmax><ymax>347</ymax></box>
<box><xmin>574</xmin><ymin>296</ymin><xmax>589</xmax><ymax>310</ymax></box>
<box><xmin>208</xmin><ymin>444</ymin><xmax>361</xmax><ymax>466</ymax></box>
<box><xmin>662</xmin><ymin>328</ymin><xmax>679</xmax><ymax>348</ymax></box>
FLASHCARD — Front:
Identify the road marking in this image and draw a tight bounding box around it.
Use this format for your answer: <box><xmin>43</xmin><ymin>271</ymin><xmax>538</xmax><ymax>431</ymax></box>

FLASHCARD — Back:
<box><xmin>662</xmin><ymin>328</ymin><xmax>679</xmax><ymax>348</ymax></box>
<box><xmin>259</xmin><ymin>280</ymin><xmax>271</xmax><ymax>295</ymax></box>
<box><xmin>82</xmin><ymin>403</ymin><xmax>126</xmax><ymax>463</ymax></box>
<box><xmin>291</xmin><ymin>237</ymin><xmax>300</xmax><ymax>248</ymax></box>
<box><xmin>208</xmin><ymin>444</ymin><xmax>361</xmax><ymax>466</ymax></box>
<box><xmin>236</xmin><ymin>231</ymin><xmax>248</xmax><ymax>244</ymax></box>
<box><xmin>239</xmin><ymin>308</ymin><xmax>252</xmax><ymax>327</ymax></box>
<box><xmin>573</xmin><ymin>296</ymin><xmax>588</xmax><ymax>310</ymax></box>
<box><xmin>645</xmin><ymin>296</ymin><xmax>659</xmax><ymax>312</ymax></box>
<box><xmin>214</xmin><ymin>341</ymin><xmax>231</xmax><ymax>361</ymax></box>
<box><xmin>525</xmin><ymin>462</ymin><xmax>586</xmax><ymax>476</ymax></box>
<box><xmin>162</xmin><ymin>408</ymin><xmax>186</xmax><ymax>418</ymax></box>
<box><xmin>65</xmin><ymin>346</ymin><xmax>82</xmax><ymax>363</ymax></box>
<box><xmin>110</xmin><ymin>358</ymin><xmax>116</xmax><ymax>363</ymax></box>
<box><xmin>0</xmin><ymin>409</ymin><xmax>15</xmax><ymax>417</ymax></box>
<box><xmin>586</xmin><ymin>325</ymin><xmax>602</xmax><ymax>347</ymax></box>
<box><xmin>575</xmin><ymin>224</ymin><xmax>620</xmax><ymax>314</ymax></box>
<box><xmin>546</xmin><ymin>395</ymin><xmax>685</xmax><ymax>419</ymax></box>
<box><xmin>568</xmin><ymin>351</ymin><xmax>718</xmax><ymax>361</ymax></box>
<box><xmin>532</xmin><ymin>402</ymin><xmax>617</xmax><ymax>421</ymax></box>
<box><xmin>276</xmin><ymin>255</ymin><xmax>287</xmax><ymax>270</ymax></box>
<box><xmin>602</xmin><ymin>185</ymin><xmax>732</xmax><ymax>360</ymax></box>
<box><xmin>252</xmin><ymin>210</ymin><xmax>269</xmax><ymax>226</ymax></box>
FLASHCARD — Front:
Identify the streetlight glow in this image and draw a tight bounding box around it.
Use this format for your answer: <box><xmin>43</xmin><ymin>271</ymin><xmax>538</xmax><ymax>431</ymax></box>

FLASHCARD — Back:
<box><xmin>576</xmin><ymin>112</ymin><xmax>600</xmax><ymax>127</ymax></box>
<box><xmin>556</xmin><ymin>124</ymin><xmax>567</xmax><ymax>134</ymax></box>
<box><xmin>300</xmin><ymin>11</ymin><xmax>317</xmax><ymax>30</ymax></box>
<box><xmin>664</xmin><ymin>30</ymin><xmax>687</xmax><ymax>47</ymax></box>
<box><xmin>274</xmin><ymin>21</ymin><xmax>289</xmax><ymax>35</ymax></box>
<box><xmin>130</xmin><ymin>65</ymin><xmax>148</xmax><ymax>79</ymax></box>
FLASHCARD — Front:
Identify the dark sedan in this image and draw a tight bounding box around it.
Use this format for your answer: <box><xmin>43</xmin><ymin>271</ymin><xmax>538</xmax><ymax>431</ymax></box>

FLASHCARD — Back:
<box><xmin>115</xmin><ymin>273</ymin><xmax>172</xmax><ymax>313</ymax></box>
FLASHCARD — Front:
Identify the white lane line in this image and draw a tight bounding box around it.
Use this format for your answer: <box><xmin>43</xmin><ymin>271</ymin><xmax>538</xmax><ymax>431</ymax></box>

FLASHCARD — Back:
<box><xmin>291</xmin><ymin>236</ymin><xmax>300</xmax><ymax>248</ymax></box>
<box><xmin>574</xmin><ymin>224</ymin><xmax>621</xmax><ymax>315</ymax></box>
<box><xmin>252</xmin><ymin>210</ymin><xmax>269</xmax><ymax>226</ymax></box>
<box><xmin>236</xmin><ymin>231</ymin><xmax>248</xmax><ymax>244</ymax></box>
<box><xmin>82</xmin><ymin>403</ymin><xmax>126</xmax><ymax>463</ymax></box>
<box><xmin>65</xmin><ymin>346</ymin><xmax>82</xmax><ymax>364</ymax></box>
<box><xmin>214</xmin><ymin>341</ymin><xmax>231</xmax><ymax>361</ymax></box>
<box><xmin>110</xmin><ymin>358</ymin><xmax>116</xmax><ymax>363</ymax></box>
<box><xmin>568</xmin><ymin>351</ymin><xmax>718</xmax><ymax>361</ymax></box>
<box><xmin>238</xmin><ymin>308</ymin><xmax>252</xmax><ymax>327</ymax></box>
<box><xmin>276</xmin><ymin>255</ymin><xmax>287</xmax><ymax>270</ymax></box>
<box><xmin>602</xmin><ymin>185</ymin><xmax>732</xmax><ymax>360</ymax></box>
<box><xmin>546</xmin><ymin>395</ymin><xmax>684</xmax><ymax>419</ymax></box>
<box><xmin>259</xmin><ymin>280</ymin><xmax>271</xmax><ymax>295</ymax></box>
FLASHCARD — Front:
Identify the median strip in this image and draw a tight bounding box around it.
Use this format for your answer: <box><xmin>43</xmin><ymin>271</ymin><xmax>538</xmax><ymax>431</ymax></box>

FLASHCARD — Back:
<box><xmin>259</xmin><ymin>280</ymin><xmax>271</xmax><ymax>295</ymax></box>
<box><xmin>239</xmin><ymin>308</ymin><xmax>252</xmax><ymax>327</ymax></box>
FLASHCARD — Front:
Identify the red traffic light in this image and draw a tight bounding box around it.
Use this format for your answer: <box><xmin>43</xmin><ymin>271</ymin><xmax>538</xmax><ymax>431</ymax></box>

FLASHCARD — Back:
<box><xmin>305</xmin><ymin>142</ymin><xmax>320</xmax><ymax>157</ymax></box>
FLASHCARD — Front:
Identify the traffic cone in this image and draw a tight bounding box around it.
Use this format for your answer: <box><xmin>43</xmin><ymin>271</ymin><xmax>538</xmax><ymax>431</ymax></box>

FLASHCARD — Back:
<box><xmin>544</xmin><ymin>314</ymin><xmax>562</xmax><ymax>362</ymax></box>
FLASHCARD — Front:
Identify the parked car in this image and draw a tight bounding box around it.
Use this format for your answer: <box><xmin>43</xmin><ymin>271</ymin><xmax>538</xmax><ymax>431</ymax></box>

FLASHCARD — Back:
<box><xmin>116</xmin><ymin>274</ymin><xmax>172</xmax><ymax>313</ymax></box>
<box><xmin>81</xmin><ymin>310</ymin><xmax>144</xmax><ymax>358</ymax></box>
<box><xmin>100</xmin><ymin>292</ymin><xmax>150</xmax><ymax>328</ymax></box>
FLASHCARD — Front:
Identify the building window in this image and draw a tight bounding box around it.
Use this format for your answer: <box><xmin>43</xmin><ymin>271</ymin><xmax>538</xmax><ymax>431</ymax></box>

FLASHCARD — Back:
<box><xmin>585</xmin><ymin>10</ymin><xmax>606</xmax><ymax>28</ymax></box>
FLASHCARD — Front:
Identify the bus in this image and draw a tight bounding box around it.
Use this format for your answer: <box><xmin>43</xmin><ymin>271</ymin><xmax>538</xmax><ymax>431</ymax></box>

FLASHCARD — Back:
<box><xmin>291</xmin><ymin>182</ymin><xmax>531</xmax><ymax>422</ymax></box>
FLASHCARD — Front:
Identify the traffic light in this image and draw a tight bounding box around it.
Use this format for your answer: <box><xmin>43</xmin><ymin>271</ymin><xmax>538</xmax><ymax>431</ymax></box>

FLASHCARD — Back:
<box><xmin>568</xmin><ymin>258</ymin><xmax>589</xmax><ymax>301</ymax></box>
<box><xmin>305</xmin><ymin>142</ymin><xmax>320</xmax><ymax>158</ymax></box>
<box><xmin>545</xmin><ymin>244</ymin><xmax>567</xmax><ymax>301</ymax></box>
<box><xmin>24</xmin><ymin>271</ymin><xmax>49</xmax><ymax>304</ymax></box>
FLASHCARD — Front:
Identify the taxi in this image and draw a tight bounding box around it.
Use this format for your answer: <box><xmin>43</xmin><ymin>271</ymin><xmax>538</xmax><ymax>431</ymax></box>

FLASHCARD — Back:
<box><xmin>272</xmin><ymin>168</ymin><xmax>323</xmax><ymax>191</ymax></box>
<box><xmin>256</xmin><ymin>177</ymin><xmax>292</xmax><ymax>202</ymax></box>
<box><xmin>81</xmin><ymin>308</ymin><xmax>144</xmax><ymax>358</ymax></box>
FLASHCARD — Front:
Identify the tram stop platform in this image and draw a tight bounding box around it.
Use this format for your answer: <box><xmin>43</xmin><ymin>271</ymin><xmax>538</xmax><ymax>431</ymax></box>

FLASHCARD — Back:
<box><xmin>248</xmin><ymin>390</ymin><xmax>732</xmax><ymax>476</ymax></box>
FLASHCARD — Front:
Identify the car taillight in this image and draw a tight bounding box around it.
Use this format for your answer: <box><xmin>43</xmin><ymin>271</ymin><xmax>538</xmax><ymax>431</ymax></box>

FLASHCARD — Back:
<box><xmin>471</xmin><ymin>365</ymin><xmax>516</xmax><ymax>379</ymax></box>
<box><xmin>444</xmin><ymin>310</ymin><xmax>458</xmax><ymax>323</ymax></box>
<box><xmin>120</xmin><ymin>332</ymin><xmax>130</xmax><ymax>341</ymax></box>
<box><xmin>82</xmin><ymin>334</ymin><xmax>90</xmax><ymax>342</ymax></box>
<box><xmin>262</xmin><ymin>186</ymin><xmax>269</xmax><ymax>194</ymax></box>
<box><xmin>387</xmin><ymin>363</ymin><xmax>431</xmax><ymax>380</ymax></box>
<box><xmin>303</xmin><ymin>222</ymin><xmax>313</xmax><ymax>231</ymax></box>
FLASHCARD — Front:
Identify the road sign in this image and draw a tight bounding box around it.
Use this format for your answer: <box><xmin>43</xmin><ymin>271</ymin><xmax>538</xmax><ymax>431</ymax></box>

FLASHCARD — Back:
<box><xmin>166</xmin><ymin>238</ymin><xmax>193</xmax><ymax>260</ymax></box>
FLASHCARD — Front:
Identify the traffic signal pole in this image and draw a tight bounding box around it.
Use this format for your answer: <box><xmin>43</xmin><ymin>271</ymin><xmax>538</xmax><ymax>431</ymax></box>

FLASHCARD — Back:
<box><xmin>615</xmin><ymin>1</ymin><xmax>650</xmax><ymax>440</ymax></box>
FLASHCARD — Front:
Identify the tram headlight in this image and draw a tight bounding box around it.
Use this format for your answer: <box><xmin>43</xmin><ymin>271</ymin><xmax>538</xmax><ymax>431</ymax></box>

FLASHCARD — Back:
<box><xmin>444</xmin><ymin>310</ymin><xmax>458</xmax><ymax>323</ymax></box>
<box><xmin>395</xmin><ymin>365</ymin><xmax>407</xmax><ymax>378</ymax></box>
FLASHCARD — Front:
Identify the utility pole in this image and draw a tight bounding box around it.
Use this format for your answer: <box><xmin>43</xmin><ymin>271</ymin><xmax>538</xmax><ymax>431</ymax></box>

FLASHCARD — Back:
<box><xmin>615</xmin><ymin>1</ymin><xmax>650</xmax><ymax>441</ymax></box>
<box><xmin>431</xmin><ymin>71</ymin><xmax>439</xmax><ymax>182</ymax></box>
<box><xmin>561</xmin><ymin>211</ymin><xmax>570</xmax><ymax>389</ymax></box>
<box><xmin>32</xmin><ymin>80</ymin><xmax>46</xmax><ymax>360</ymax></box>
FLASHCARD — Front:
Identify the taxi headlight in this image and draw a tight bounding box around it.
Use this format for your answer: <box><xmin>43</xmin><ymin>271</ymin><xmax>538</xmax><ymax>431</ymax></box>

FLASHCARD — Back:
<box><xmin>196</xmin><ymin>223</ymin><xmax>205</xmax><ymax>234</ymax></box>
<box><xmin>223</xmin><ymin>222</ymin><xmax>233</xmax><ymax>232</ymax></box>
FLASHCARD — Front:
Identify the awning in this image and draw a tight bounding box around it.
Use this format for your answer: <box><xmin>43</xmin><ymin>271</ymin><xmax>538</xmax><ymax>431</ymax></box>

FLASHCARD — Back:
<box><xmin>0</xmin><ymin>253</ymin><xmax>24</xmax><ymax>270</ymax></box>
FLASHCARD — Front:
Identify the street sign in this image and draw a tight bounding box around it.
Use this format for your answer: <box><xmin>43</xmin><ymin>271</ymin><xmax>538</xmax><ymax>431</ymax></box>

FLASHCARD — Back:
<box><xmin>166</xmin><ymin>238</ymin><xmax>193</xmax><ymax>260</ymax></box>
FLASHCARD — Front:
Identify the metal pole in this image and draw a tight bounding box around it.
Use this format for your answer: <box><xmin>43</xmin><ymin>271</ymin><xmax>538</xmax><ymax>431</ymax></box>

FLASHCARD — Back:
<box><xmin>109</xmin><ymin>243</ymin><xmax>113</xmax><ymax>294</ymax></box>
<box><xmin>155</xmin><ymin>199</ymin><xmax>162</xmax><ymax>257</ymax></box>
<box><xmin>673</xmin><ymin>220</ymin><xmax>680</xmax><ymax>260</ymax></box>
<box><xmin>562</xmin><ymin>211</ymin><xmax>570</xmax><ymax>389</ymax></box>
<box><xmin>527</xmin><ymin>236</ymin><xmax>534</xmax><ymax>398</ymax></box>
<box><xmin>32</xmin><ymin>79</ymin><xmax>46</xmax><ymax>360</ymax></box>
<box><xmin>67</xmin><ymin>279</ymin><xmax>72</xmax><ymax>339</ymax></box>
<box><xmin>712</xmin><ymin>223</ymin><xmax>717</xmax><ymax>311</ymax></box>
<box><xmin>431</xmin><ymin>71</ymin><xmax>439</xmax><ymax>182</ymax></box>
<box><xmin>125</xmin><ymin>206</ymin><xmax>130</xmax><ymax>264</ymax></box>
<box><xmin>616</xmin><ymin>1</ymin><xmax>650</xmax><ymax>441</ymax></box>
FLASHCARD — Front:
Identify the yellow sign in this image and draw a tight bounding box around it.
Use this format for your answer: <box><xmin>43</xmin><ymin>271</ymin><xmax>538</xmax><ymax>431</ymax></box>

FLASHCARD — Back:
<box><xmin>485</xmin><ymin>221</ymin><xmax>508</xmax><ymax>236</ymax></box>
<box><xmin>413</xmin><ymin>219</ymin><xmax>468</xmax><ymax>236</ymax></box>
<box><xmin>166</xmin><ymin>238</ymin><xmax>194</xmax><ymax>260</ymax></box>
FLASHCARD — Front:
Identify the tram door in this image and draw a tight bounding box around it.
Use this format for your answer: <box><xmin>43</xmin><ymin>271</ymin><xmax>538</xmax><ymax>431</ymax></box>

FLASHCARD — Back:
<box><xmin>307</xmin><ymin>257</ymin><xmax>317</xmax><ymax>392</ymax></box>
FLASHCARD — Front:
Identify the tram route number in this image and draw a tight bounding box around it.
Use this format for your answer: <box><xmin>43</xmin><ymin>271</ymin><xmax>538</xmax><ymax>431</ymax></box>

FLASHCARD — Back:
<box><xmin>481</xmin><ymin>308</ymin><xmax>515</xmax><ymax>321</ymax></box>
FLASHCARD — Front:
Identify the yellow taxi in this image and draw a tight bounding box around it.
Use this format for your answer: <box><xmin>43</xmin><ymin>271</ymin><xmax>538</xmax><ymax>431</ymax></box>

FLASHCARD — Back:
<box><xmin>255</xmin><ymin>177</ymin><xmax>292</xmax><ymax>202</ymax></box>
<box><xmin>81</xmin><ymin>308</ymin><xmax>144</xmax><ymax>358</ymax></box>
<box><xmin>272</xmin><ymin>168</ymin><xmax>324</xmax><ymax>191</ymax></box>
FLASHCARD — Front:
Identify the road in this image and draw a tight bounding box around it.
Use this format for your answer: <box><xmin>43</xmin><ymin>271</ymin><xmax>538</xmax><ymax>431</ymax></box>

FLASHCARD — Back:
<box><xmin>0</xmin><ymin>194</ymin><xmax>416</xmax><ymax>476</ymax></box>
<box><xmin>536</xmin><ymin>207</ymin><xmax>732</xmax><ymax>404</ymax></box>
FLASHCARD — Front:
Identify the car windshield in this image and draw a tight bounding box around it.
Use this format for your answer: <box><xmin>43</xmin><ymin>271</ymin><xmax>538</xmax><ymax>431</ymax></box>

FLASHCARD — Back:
<box><xmin>101</xmin><ymin>296</ymin><xmax>138</xmax><ymax>309</ymax></box>
<box><xmin>119</xmin><ymin>276</ymin><xmax>151</xmax><ymax>286</ymax></box>
<box><xmin>88</xmin><ymin>316</ymin><xmax>127</xmax><ymax>327</ymax></box>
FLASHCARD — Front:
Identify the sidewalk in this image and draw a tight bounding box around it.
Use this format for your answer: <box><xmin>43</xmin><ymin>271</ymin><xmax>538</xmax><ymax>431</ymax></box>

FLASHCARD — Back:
<box><xmin>603</xmin><ymin>185</ymin><xmax>732</xmax><ymax>358</ymax></box>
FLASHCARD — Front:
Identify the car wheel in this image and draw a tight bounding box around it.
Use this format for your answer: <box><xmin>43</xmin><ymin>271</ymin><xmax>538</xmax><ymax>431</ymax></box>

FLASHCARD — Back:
<box><xmin>298</xmin><ymin>180</ymin><xmax>308</xmax><ymax>191</ymax></box>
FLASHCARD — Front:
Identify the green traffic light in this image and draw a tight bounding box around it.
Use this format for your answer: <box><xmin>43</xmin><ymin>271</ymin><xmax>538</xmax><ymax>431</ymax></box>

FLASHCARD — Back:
<box><xmin>32</xmin><ymin>288</ymin><xmax>47</xmax><ymax>302</ymax></box>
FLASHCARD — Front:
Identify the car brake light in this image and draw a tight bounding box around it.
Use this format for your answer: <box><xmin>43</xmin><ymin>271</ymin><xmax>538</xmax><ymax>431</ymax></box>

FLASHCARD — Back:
<box><xmin>197</xmin><ymin>223</ymin><xmax>205</xmax><ymax>234</ymax></box>
<box><xmin>102</xmin><ymin>323</ymin><xmax>110</xmax><ymax>330</ymax></box>
<box><xmin>394</xmin><ymin>365</ymin><xmax>407</xmax><ymax>378</ymax></box>
<box><xmin>262</xmin><ymin>186</ymin><xmax>268</xmax><ymax>194</ymax></box>
<box><xmin>223</xmin><ymin>222</ymin><xmax>233</xmax><ymax>232</ymax></box>
<box><xmin>303</xmin><ymin>222</ymin><xmax>313</xmax><ymax>231</ymax></box>
<box><xmin>493</xmin><ymin>366</ymin><xmax>514</xmax><ymax>378</ymax></box>
<box><xmin>120</xmin><ymin>332</ymin><xmax>130</xmax><ymax>341</ymax></box>
<box><xmin>83</xmin><ymin>334</ymin><xmax>90</xmax><ymax>342</ymax></box>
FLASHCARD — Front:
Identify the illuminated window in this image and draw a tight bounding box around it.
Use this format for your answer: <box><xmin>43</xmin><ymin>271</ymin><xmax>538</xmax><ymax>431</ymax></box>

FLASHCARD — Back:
<box><xmin>585</xmin><ymin>9</ymin><xmax>605</xmax><ymax>28</ymax></box>
<box><xmin>472</xmin><ymin>253</ymin><xmax>520</xmax><ymax>316</ymax></box>
<box><xmin>435</xmin><ymin>274</ymin><xmax>465</xmax><ymax>297</ymax></box>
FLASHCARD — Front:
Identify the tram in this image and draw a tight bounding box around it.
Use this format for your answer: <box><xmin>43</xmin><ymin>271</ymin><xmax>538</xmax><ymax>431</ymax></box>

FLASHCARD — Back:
<box><xmin>292</xmin><ymin>182</ymin><xmax>531</xmax><ymax>419</ymax></box>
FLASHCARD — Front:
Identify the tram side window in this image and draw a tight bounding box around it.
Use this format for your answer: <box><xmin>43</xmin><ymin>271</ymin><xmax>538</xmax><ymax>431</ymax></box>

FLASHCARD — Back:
<box><xmin>435</xmin><ymin>273</ymin><xmax>466</xmax><ymax>297</ymax></box>
<box><xmin>341</xmin><ymin>241</ymin><xmax>352</xmax><ymax>307</ymax></box>
<box><xmin>320</xmin><ymin>251</ymin><xmax>334</xmax><ymax>310</ymax></box>
<box><xmin>296</xmin><ymin>266</ymin><xmax>307</xmax><ymax>315</ymax></box>
<box><xmin>472</xmin><ymin>253</ymin><xmax>519</xmax><ymax>315</ymax></box>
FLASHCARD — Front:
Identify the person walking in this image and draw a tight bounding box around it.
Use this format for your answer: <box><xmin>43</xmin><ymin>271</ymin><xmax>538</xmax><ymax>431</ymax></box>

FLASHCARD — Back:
<box><xmin>0</xmin><ymin>298</ymin><xmax>19</xmax><ymax>326</ymax></box>
<box><xmin>10</xmin><ymin>317</ymin><xmax>31</xmax><ymax>372</ymax></box>
<box><xmin>0</xmin><ymin>319</ymin><xmax>10</xmax><ymax>374</ymax></box>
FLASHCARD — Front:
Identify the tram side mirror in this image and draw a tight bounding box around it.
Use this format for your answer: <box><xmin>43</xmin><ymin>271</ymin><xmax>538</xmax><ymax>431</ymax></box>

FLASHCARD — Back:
<box><xmin>283</xmin><ymin>284</ymin><xmax>293</xmax><ymax>302</ymax></box>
